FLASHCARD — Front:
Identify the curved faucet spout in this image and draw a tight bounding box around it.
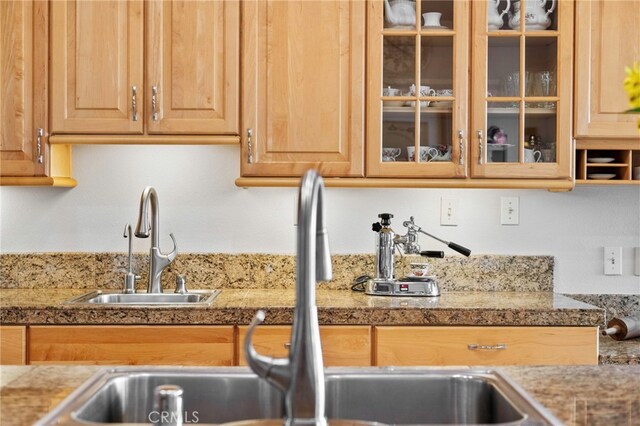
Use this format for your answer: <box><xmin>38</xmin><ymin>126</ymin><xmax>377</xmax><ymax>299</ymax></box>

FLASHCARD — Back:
<box><xmin>134</xmin><ymin>186</ymin><xmax>177</xmax><ymax>294</ymax></box>
<box><xmin>244</xmin><ymin>170</ymin><xmax>331</xmax><ymax>426</ymax></box>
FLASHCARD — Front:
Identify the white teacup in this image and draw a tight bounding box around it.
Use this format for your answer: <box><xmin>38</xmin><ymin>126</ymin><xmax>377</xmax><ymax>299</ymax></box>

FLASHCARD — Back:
<box><xmin>383</xmin><ymin>86</ymin><xmax>402</xmax><ymax>97</ymax></box>
<box><xmin>409</xmin><ymin>84</ymin><xmax>436</xmax><ymax>97</ymax></box>
<box><xmin>382</xmin><ymin>147</ymin><xmax>401</xmax><ymax>162</ymax></box>
<box><xmin>524</xmin><ymin>148</ymin><xmax>542</xmax><ymax>163</ymax></box>
<box><xmin>423</xmin><ymin>12</ymin><xmax>442</xmax><ymax>27</ymax></box>
<box><xmin>407</xmin><ymin>146</ymin><xmax>439</xmax><ymax>162</ymax></box>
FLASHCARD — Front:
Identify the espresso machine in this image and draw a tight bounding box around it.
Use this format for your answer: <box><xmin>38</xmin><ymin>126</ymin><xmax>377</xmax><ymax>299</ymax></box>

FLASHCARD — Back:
<box><xmin>365</xmin><ymin>213</ymin><xmax>471</xmax><ymax>297</ymax></box>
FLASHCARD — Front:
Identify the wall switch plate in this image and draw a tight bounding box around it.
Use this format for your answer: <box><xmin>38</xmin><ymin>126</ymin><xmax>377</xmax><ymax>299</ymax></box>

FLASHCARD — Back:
<box><xmin>440</xmin><ymin>197</ymin><xmax>458</xmax><ymax>226</ymax></box>
<box><xmin>500</xmin><ymin>197</ymin><xmax>519</xmax><ymax>225</ymax></box>
<box><xmin>604</xmin><ymin>246</ymin><xmax>622</xmax><ymax>275</ymax></box>
<box><xmin>635</xmin><ymin>247</ymin><xmax>640</xmax><ymax>276</ymax></box>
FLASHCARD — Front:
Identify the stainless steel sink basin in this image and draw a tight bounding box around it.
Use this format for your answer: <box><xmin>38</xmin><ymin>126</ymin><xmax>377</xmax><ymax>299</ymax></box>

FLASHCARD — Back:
<box><xmin>37</xmin><ymin>367</ymin><xmax>560</xmax><ymax>425</ymax></box>
<box><xmin>64</xmin><ymin>290</ymin><xmax>220</xmax><ymax>306</ymax></box>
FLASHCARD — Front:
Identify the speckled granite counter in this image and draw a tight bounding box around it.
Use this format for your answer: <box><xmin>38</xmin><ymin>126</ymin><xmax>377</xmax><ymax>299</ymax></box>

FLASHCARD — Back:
<box><xmin>0</xmin><ymin>289</ymin><xmax>603</xmax><ymax>326</ymax></box>
<box><xmin>1</xmin><ymin>365</ymin><xmax>638</xmax><ymax>426</ymax></box>
<box><xmin>599</xmin><ymin>337</ymin><xmax>640</xmax><ymax>365</ymax></box>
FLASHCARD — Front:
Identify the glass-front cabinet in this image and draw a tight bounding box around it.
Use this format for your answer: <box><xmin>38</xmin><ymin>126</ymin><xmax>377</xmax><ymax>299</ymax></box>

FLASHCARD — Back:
<box><xmin>470</xmin><ymin>0</ymin><xmax>573</xmax><ymax>179</ymax></box>
<box><xmin>367</xmin><ymin>0</ymin><xmax>573</xmax><ymax>182</ymax></box>
<box><xmin>366</xmin><ymin>0</ymin><xmax>469</xmax><ymax>178</ymax></box>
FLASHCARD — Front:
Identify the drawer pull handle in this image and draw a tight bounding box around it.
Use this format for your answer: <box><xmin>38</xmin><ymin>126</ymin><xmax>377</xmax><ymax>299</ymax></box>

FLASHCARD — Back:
<box><xmin>468</xmin><ymin>343</ymin><xmax>507</xmax><ymax>351</ymax></box>
<box><xmin>284</xmin><ymin>342</ymin><xmax>291</xmax><ymax>349</ymax></box>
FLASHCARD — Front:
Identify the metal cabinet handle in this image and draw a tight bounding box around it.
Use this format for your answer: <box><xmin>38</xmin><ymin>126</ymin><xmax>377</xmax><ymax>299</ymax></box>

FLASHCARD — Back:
<box><xmin>468</xmin><ymin>343</ymin><xmax>507</xmax><ymax>351</ymax></box>
<box><xmin>458</xmin><ymin>130</ymin><xmax>464</xmax><ymax>165</ymax></box>
<box><xmin>477</xmin><ymin>130</ymin><xmax>484</xmax><ymax>165</ymax></box>
<box><xmin>36</xmin><ymin>128</ymin><xmax>44</xmax><ymax>164</ymax></box>
<box><xmin>152</xmin><ymin>85</ymin><xmax>159</xmax><ymax>121</ymax></box>
<box><xmin>247</xmin><ymin>128</ymin><xmax>253</xmax><ymax>164</ymax></box>
<box><xmin>131</xmin><ymin>86</ymin><xmax>138</xmax><ymax>121</ymax></box>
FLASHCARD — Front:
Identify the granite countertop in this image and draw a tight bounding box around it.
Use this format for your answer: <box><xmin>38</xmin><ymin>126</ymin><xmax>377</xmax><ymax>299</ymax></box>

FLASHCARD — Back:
<box><xmin>0</xmin><ymin>288</ymin><xmax>604</xmax><ymax>326</ymax></box>
<box><xmin>599</xmin><ymin>336</ymin><xmax>640</xmax><ymax>365</ymax></box>
<box><xmin>1</xmin><ymin>365</ymin><xmax>638</xmax><ymax>426</ymax></box>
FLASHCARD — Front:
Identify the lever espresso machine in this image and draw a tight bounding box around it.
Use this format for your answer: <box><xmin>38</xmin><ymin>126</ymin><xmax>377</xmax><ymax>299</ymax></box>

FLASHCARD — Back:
<box><xmin>366</xmin><ymin>213</ymin><xmax>471</xmax><ymax>296</ymax></box>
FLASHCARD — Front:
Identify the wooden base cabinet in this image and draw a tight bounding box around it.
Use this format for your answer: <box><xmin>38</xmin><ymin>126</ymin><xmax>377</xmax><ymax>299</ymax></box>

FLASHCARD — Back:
<box><xmin>376</xmin><ymin>326</ymin><xmax>598</xmax><ymax>366</ymax></box>
<box><xmin>28</xmin><ymin>326</ymin><xmax>234</xmax><ymax>366</ymax></box>
<box><xmin>237</xmin><ymin>325</ymin><xmax>372</xmax><ymax>366</ymax></box>
<box><xmin>0</xmin><ymin>326</ymin><xmax>27</xmax><ymax>365</ymax></box>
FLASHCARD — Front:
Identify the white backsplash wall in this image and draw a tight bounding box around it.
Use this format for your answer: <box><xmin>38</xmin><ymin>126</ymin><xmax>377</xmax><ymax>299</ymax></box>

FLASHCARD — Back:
<box><xmin>1</xmin><ymin>145</ymin><xmax>639</xmax><ymax>294</ymax></box>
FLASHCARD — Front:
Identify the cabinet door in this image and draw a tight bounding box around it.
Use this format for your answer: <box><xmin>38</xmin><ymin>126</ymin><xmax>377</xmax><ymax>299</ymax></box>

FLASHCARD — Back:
<box><xmin>1</xmin><ymin>0</ymin><xmax>47</xmax><ymax>177</ymax></box>
<box><xmin>29</xmin><ymin>326</ymin><xmax>234</xmax><ymax>365</ymax></box>
<box><xmin>575</xmin><ymin>0</ymin><xmax>640</xmax><ymax>138</ymax></box>
<box><xmin>237</xmin><ymin>325</ymin><xmax>371</xmax><ymax>366</ymax></box>
<box><xmin>0</xmin><ymin>326</ymin><xmax>27</xmax><ymax>365</ymax></box>
<box><xmin>50</xmin><ymin>0</ymin><xmax>143</xmax><ymax>134</ymax></box>
<box><xmin>241</xmin><ymin>0</ymin><xmax>365</xmax><ymax>177</ymax></box>
<box><xmin>376</xmin><ymin>326</ymin><xmax>598</xmax><ymax>366</ymax></box>
<box><xmin>367</xmin><ymin>0</ymin><xmax>469</xmax><ymax>178</ymax></box>
<box><xmin>146</xmin><ymin>0</ymin><xmax>239</xmax><ymax>134</ymax></box>
<box><xmin>470</xmin><ymin>0</ymin><xmax>573</xmax><ymax>179</ymax></box>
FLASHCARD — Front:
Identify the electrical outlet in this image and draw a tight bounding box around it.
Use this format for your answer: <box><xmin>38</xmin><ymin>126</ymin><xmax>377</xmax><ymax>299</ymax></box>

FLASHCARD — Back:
<box><xmin>500</xmin><ymin>197</ymin><xmax>519</xmax><ymax>225</ymax></box>
<box><xmin>440</xmin><ymin>197</ymin><xmax>458</xmax><ymax>226</ymax></box>
<box><xmin>604</xmin><ymin>247</ymin><xmax>622</xmax><ymax>276</ymax></box>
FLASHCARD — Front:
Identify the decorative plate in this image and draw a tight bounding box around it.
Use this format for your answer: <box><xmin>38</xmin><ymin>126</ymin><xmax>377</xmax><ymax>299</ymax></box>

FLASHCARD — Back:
<box><xmin>587</xmin><ymin>157</ymin><xmax>615</xmax><ymax>163</ymax></box>
<box><xmin>587</xmin><ymin>174</ymin><xmax>616</xmax><ymax>180</ymax></box>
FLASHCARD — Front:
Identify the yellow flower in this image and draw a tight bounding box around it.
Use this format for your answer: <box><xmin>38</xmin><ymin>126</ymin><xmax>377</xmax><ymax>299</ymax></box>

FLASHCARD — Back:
<box><xmin>623</xmin><ymin>62</ymin><xmax>640</xmax><ymax>109</ymax></box>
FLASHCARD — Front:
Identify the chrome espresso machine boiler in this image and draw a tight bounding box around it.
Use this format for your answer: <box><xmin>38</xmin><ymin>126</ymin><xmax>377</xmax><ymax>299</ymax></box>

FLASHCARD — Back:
<box><xmin>364</xmin><ymin>213</ymin><xmax>471</xmax><ymax>297</ymax></box>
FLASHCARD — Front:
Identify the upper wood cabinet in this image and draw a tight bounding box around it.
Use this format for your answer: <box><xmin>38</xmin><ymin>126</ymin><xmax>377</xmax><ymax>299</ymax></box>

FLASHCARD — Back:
<box><xmin>50</xmin><ymin>0</ymin><xmax>144</xmax><ymax>134</ymax></box>
<box><xmin>366</xmin><ymin>0</ymin><xmax>469</xmax><ymax>179</ymax></box>
<box><xmin>574</xmin><ymin>0</ymin><xmax>640</xmax><ymax>139</ymax></box>
<box><xmin>1</xmin><ymin>0</ymin><xmax>47</xmax><ymax>176</ymax></box>
<box><xmin>470</xmin><ymin>0</ymin><xmax>574</xmax><ymax>179</ymax></box>
<box><xmin>240</xmin><ymin>0</ymin><xmax>365</xmax><ymax>177</ymax></box>
<box><xmin>50</xmin><ymin>0</ymin><xmax>238</xmax><ymax>138</ymax></box>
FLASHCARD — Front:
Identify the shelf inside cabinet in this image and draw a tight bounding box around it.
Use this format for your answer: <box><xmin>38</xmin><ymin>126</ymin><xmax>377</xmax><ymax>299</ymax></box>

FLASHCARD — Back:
<box><xmin>487</xmin><ymin>107</ymin><xmax>556</xmax><ymax>116</ymax></box>
<box><xmin>575</xmin><ymin>141</ymin><xmax>640</xmax><ymax>185</ymax></box>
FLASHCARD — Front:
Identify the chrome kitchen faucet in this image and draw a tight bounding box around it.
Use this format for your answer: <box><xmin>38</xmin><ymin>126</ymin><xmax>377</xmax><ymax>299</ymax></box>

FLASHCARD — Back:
<box><xmin>245</xmin><ymin>169</ymin><xmax>331</xmax><ymax>426</ymax></box>
<box><xmin>135</xmin><ymin>187</ymin><xmax>177</xmax><ymax>294</ymax></box>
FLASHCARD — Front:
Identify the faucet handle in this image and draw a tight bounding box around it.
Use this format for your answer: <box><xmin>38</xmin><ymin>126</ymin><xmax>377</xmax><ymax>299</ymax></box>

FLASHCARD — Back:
<box><xmin>165</xmin><ymin>232</ymin><xmax>178</xmax><ymax>262</ymax></box>
<box><xmin>174</xmin><ymin>275</ymin><xmax>187</xmax><ymax>294</ymax></box>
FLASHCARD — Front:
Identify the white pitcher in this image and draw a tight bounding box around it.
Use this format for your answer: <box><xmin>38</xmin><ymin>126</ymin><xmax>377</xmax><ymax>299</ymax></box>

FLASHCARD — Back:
<box><xmin>487</xmin><ymin>0</ymin><xmax>510</xmax><ymax>31</ymax></box>
<box><xmin>383</xmin><ymin>0</ymin><xmax>416</xmax><ymax>27</ymax></box>
<box><xmin>509</xmin><ymin>0</ymin><xmax>556</xmax><ymax>30</ymax></box>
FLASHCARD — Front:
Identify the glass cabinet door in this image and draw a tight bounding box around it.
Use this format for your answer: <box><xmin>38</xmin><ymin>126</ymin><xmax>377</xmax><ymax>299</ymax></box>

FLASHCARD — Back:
<box><xmin>470</xmin><ymin>0</ymin><xmax>573</xmax><ymax>179</ymax></box>
<box><xmin>367</xmin><ymin>0</ymin><xmax>468</xmax><ymax>178</ymax></box>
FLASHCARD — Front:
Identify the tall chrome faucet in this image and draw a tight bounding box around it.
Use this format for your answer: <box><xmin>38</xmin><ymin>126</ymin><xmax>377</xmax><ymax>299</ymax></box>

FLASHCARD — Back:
<box><xmin>245</xmin><ymin>169</ymin><xmax>332</xmax><ymax>426</ymax></box>
<box><xmin>135</xmin><ymin>187</ymin><xmax>177</xmax><ymax>294</ymax></box>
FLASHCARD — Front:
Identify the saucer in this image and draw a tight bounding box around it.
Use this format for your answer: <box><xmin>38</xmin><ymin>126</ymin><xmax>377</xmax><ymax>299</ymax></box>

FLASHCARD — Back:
<box><xmin>587</xmin><ymin>173</ymin><xmax>616</xmax><ymax>180</ymax></box>
<box><xmin>422</xmin><ymin>25</ymin><xmax>448</xmax><ymax>30</ymax></box>
<box><xmin>587</xmin><ymin>157</ymin><xmax>615</xmax><ymax>163</ymax></box>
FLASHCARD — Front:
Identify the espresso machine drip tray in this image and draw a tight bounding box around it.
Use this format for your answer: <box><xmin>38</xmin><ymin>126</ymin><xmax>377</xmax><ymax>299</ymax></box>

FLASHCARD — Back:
<box><xmin>365</xmin><ymin>277</ymin><xmax>440</xmax><ymax>297</ymax></box>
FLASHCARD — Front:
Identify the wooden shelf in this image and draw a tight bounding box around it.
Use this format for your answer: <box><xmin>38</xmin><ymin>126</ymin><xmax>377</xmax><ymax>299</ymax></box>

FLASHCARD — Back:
<box><xmin>575</xmin><ymin>144</ymin><xmax>639</xmax><ymax>185</ymax></box>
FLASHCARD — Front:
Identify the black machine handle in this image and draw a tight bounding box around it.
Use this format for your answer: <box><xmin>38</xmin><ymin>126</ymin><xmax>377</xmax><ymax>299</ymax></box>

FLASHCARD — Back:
<box><xmin>420</xmin><ymin>251</ymin><xmax>444</xmax><ymax>258</ymax></box>
<box><xmin>447</xmin><ymin>242</ymin><xmax>471</xmax><ymax>257</ymax></box>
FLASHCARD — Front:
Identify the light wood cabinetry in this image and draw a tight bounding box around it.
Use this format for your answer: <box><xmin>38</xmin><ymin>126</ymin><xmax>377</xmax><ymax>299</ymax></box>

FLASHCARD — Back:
<box><xmin>240</xmin><ymin>0</ymin><xmax>365</xmax><ymax>177</ymax></box>
<box><xmin>0</xmin><ymin>326</ymin><xmax>27</xmax><ymax>365</ymax></box>
<box><xmin>470</xmin><ymin>0</ymin><xmax>574</xmax><ymax>180</ymax></box>
<box><xmin>50</xmin><ymin>0</ymin><xmax>144</xmax><ymax>134</ymax></box>
<box><xmin>376</xmin><ymin>326</ymin><xmax>598</xmax><ymax>366</ymax></box>
<box><xmin>237</xmin><ymin>325</ymin><xmax>372</xmax><ymax>366</ymax></box>
<box><xmin>576</xmin><ymin>140</ymin><xmax>640</xmax><ymax>184</ymax></box>
<box><xmin>1</xmin><ymin>0</ymin><xmax>75</xmax><ymax>187</ymax></box>
<box><xmin>28</xmin><ymin>326</ymin><xmax>234</xmax><ymax>366</ymax></box>
<box><xmin>574</xmin><ymin>0</ymin><xmax>640</xmax><ymax>139</ymax></box>
<box><xmin>49</xmin><ymin>0</ymin><xmax>238</xmax><ymax>141</ymax></box>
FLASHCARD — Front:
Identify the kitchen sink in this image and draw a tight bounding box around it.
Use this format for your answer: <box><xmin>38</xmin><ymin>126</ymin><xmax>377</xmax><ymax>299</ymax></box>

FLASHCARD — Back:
<box><xmin>64</xmin><ymin>290</ymin><xmax>220</xmax><ymax>306</ymax></box>
<box><xmin>37</xmin><ymin>367</ymin><xmax>560</xmax><ymax>425</ymax></box>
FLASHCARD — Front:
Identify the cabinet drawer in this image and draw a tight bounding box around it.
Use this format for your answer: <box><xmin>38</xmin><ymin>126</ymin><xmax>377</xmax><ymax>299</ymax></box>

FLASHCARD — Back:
<box><xmin>0</xmin><ymin>326</ymin><xmax>27</xmax><ymax>365</ymax></box>
<box><xmin>237</xmin><ymin>325</ymin><xmax>371</xmax><ymax>366</ymax></box>
<box><xmin>376</xmin><ymin>326</ymin><xmax>598</xmax><ymax>366</ymax></box>
<box><xmin>29</xmin><ymin>326</ymin><xmax>234</xmax><ymax>366</ymax></box>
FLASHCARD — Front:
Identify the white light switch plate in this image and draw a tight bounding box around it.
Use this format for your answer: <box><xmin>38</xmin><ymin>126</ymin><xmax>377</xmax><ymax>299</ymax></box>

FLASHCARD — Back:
<box><xmin>604</xmin><ymin>246</ymin><xmax>622</xmax><ymax>276</ymax></box>
<box><xmin>440</xmin><ymin>197</ymin><xmax>458</xmax><ymax>226</ymax></box>
<box><xmin>635</xmin><ymin>247</ymin><xmax>640</xmax><ymax>276</ymax></box>
<box><xmin>500</xmin><ymin>197</ymin><xmax>519</xmax><ymax>225</ymax></box>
